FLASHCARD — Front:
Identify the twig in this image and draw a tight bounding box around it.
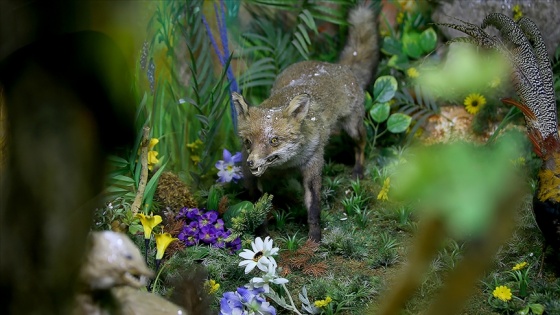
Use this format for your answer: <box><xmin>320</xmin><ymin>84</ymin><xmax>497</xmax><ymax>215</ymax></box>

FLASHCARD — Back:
<box><xmin>132</xmin><ymin>126</ymin><xmax>150</xmax><ymax>214</ymax></box>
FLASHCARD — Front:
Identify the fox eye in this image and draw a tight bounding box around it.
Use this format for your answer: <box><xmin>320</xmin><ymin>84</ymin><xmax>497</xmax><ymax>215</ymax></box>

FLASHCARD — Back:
<box><xmin>269</xmin><ymin>137</ymin><xmax>279</xmax><ymax>146</ymax></box>
<box><xmin>243</xmin><ymin>138</ymin><xmax>252</xmax><ymax>147</ymax></box>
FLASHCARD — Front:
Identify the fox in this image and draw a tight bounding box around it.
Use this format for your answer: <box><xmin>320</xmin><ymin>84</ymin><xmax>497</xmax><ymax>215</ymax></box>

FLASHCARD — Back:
<box><xmin>232</xmin><ymin>4</ymin><xmax>379</xmax><ymax>242</ymax></box>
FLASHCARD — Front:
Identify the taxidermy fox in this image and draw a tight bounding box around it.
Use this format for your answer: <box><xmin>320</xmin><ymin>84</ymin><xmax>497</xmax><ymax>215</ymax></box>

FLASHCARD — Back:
<box><xmin>232</xmin><ymin>5</ymin><xmax>379</xmax><ymax>242</ymax></box>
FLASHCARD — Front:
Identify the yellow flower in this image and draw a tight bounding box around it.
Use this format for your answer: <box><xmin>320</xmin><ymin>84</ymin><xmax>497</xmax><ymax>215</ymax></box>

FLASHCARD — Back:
<box><xmin>489</xmin><ymin>77</ymin><xmax>501</xmax><ymax>88</ymax></box>
<box><xmin>493</xmin><ymin>285</ymin><xmax>512</xmax><ymax>302</ymax></box>
<box><xmin>186</xmin><ymin>139</ymin><xmax>203</xmax><ymax>151</ymax></box>
<box><xmin>205</xmin><ymin>279</ymin><xmax>220</xmax><ymax>294</ymax></box>
<box><xmin>314</xmin><ymin>296</ymin><xmax>332</xmax><ymax>308</ymax></box>
<box><xmin>377</xmin><ymin>177</ymin><xmax>390</xmax><ymax>201</ymax></box>
<box><xmin>136</xmin><ymin>213</ymin><xmax>163</xmax><ymax>239</ymax></box>
<box><xmin>148</xmin><ymin>138</ymin><xmax>159</xmax><ymax>150</ymax></box>
<box><xmin>407</xmin><ymin>67</ymin><xmax>419</xmax><ymax>78</ymax></box>
<box><xmin>512</xmin><ymin>261</ymin><xmax>528</xmax><ymax>271</ymax></box>
<box><xmin>144</xmin><ymin>138</ymin><xmax>160</xmax><ymax>171</ymax></box>
<box><xmin>147</xmin><ymin>150</ymin><xmax>159</xmax><ymax>170</ymax></box>
<box><xmin>154</xmin><ymin>232</ymin><xmax>178</xmax><ymax>260</ymax></box>
<box><xmin>463</xmin><ymin>93</ymin><xmax>486</xmax><ymax>115</ymax></box>
<box><xmin>513</xmin><ymin>4</ymin><xmax>523</xmax><ymax>21</ymax></box>
<box><xmin>191</xmin><ymin>155</ymin><xmax>201</xmax><ymax>165</ymax></box>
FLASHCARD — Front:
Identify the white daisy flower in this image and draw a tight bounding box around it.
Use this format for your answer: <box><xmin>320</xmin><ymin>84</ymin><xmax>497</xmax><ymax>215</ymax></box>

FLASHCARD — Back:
<box><xmin>238</xmin><ymin>236</ymin><xmax>279</xmax><ymax>274</ymax></box>
<box><xmin>249</xmin><ymin>262</ymin><xmax>289</xmax><ymax>293</ymax></box>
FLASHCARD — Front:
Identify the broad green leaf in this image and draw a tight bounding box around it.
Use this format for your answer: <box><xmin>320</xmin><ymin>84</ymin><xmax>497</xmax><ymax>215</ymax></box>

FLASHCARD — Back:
<box><xmin>370</xmin><ymin>102</ymin><xmax>391</xmax><ymax>123</ymax></box>
<box><xmin>402</xmin><ymin>32</ymin><xmax>422</xmax><ymax>59</ymax></box>
<box><xmin>387</xmin><ymin>113</ymin><xmax>412</xmax><ymax>133</ymax></box>
<box><xmin>420</xmin><ymin>27</ymin><xmax>437</xmax><ymax>53</ymax></box>
<box><xmin>381</xmin><ymin>37</ymin><xmax>402</xmax><ymax>56</ymax></box>
<box><xmin>373</xmin><ymin>75</ymin><xmax>398</xmax><ymax>103</ymax></box>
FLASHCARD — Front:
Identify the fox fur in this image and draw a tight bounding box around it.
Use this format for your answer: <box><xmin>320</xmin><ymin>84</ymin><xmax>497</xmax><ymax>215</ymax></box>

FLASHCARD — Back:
<box><xmin>232</xmin><ymin>5</ymin><xmax>379</xmax><ymax>242</ymax></box>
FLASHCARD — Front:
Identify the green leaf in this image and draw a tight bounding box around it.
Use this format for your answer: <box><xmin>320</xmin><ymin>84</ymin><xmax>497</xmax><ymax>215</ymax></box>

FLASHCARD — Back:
<box><xmin>112</xmin><ymin>175</ymin><xmax>136</xmax><ymax>184</ymax></box>
<box><xmin>369</xmin><ymin>102</ymin><xmax>391</xmax><ymax>123</ymax></box>
<box><xmin>387</xmin><ymin>54</ymin><xmax>409</xmax><ymax>70</ymax></box>
<box><xmin>402</xmin><ymin>31</ymin><xmax>422</xmax><ymax>59</ymax></box>
<box><xmin>529</xmin><ymin>304</ymin><xmax>545</xmax><ymax>315</ymax></box>
<box><xmin>373</xmin><ymin>75</ymin><xmax>398</xmax><ymax>103</ymax></box>
<box><xmin>420</xmin><ymin>27</ymin><xmax>437</xmax><ymax>53</ymax></box>
<box><xmin>381</xmin><ymin>37</ymin><xmax>403</xmax><ymax>56</ymax></box>
<box><xmin>387</xmin><ymin>113</ymin><xmax>412</xmax><ymax>133</ymax></box>
<box><xmin>128</xmin><ymin>223</ymin><xmax>143</xmax><ymax>235</ymax></box>
<box><xmin>207</xmin><ymin>185</ymin><xmax>222</xmax><ymax>211</ymax></box>
<box><xmin>223</xmin><ymin>201</ymin><xmax>254</xmax><ymax>227</ymax></box>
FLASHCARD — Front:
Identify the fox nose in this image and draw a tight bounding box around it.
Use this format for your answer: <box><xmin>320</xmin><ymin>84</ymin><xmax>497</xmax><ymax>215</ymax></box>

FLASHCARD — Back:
<box><xmin>247</xmin><ymin>160</ymin><xmax>254</xmax><ymax>167</ymax></box>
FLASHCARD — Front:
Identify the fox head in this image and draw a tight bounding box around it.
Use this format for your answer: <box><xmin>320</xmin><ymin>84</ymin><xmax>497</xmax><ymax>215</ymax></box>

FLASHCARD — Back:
<box><xmin>232</xmin><ymin>92</ymin><xmax>310</xmax><ymax>176</ymax></box>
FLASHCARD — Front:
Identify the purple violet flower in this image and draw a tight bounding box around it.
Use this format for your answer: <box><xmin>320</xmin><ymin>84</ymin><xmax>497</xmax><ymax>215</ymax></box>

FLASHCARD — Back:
<box><xmin>185</xmin><ymin>208</ymin><xmax>202</xmax><ymax>221</ymax></box>
<box><xmin>213</xmin><ymin>230</ymin><xmax>227</xmax><ymax>249</ymax></box>
<box><xmin>199</xmin><ymin>211</ymin><xmax>218</xmax><ymax>228</ymax></box>
<box><xmin>214</xmin><ymin>218</ymin><xmax>225</xmax><ymax>231</ymax></box>
<box><xmin>183</xmin><ymin>221</ymin><xmax>200</xmax><ymax>235</ymax></box>
<box><xmin>199</xmin><ymin>225</ymin><xmax>218</xmax><ymax>244</ymax></box>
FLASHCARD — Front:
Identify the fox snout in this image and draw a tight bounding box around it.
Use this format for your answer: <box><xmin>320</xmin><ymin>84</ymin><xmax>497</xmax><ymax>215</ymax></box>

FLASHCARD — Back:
<box><xmin>246</xmin><ymin>154</ymin><xmax>279</xmax><ymax>177</ymax></box>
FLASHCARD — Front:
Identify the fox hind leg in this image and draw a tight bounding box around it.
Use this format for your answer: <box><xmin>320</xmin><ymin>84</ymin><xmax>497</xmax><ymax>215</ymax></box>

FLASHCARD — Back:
<box><xmin>341</xmin><ymin>117</ymin><xmax>366</xmax><ymax>179</ymax></box>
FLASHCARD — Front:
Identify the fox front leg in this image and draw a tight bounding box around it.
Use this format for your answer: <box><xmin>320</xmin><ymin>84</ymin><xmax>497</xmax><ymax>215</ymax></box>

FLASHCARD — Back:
<box><xmin>301</xmin><ymin>152</ymin><xmax>324</xmax><ymax>243</ymax></box>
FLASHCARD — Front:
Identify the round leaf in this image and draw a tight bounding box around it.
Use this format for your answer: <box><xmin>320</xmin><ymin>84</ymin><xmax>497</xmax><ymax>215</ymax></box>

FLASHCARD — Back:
<box><xmin>373</xmin><ymin>75</ymin><xmax>398</xmax><ymax>103</ymax></box>
<box><xmin>369</xmin><ymin>102</ymin><xmax>390</xmax><ymax>123</ymax></box>
<box><xmin>420</xmin><ymin>27</ymin><xmax>437</xmax><ymax>53</ymax></box>
<box><xmin>387</xmin><ymin>113</ymin><xmax>412</xmax><ymax>133</ymax></box>
<box><xmin>381</xmin><ymin>37</ymin><xmax>403</xmax><ymax>56</ymax></box>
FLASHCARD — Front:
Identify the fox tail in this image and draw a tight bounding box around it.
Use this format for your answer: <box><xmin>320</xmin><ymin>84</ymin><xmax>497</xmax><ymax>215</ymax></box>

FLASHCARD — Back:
<box><xmin>338</xmin><ymin>4</ymin><xmax>380</xmax><ymax>89</ymax></box>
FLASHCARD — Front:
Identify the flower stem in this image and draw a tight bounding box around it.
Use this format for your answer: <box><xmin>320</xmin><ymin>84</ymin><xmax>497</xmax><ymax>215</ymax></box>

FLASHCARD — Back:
<box><xmin>281</xmin><ymin>283</ymin><xmax>303</xmax><ymax>315</ymax></box>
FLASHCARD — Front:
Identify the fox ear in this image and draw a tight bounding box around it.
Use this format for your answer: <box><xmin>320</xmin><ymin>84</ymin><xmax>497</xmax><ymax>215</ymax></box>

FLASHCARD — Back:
<box><xmin>285</xmin><ymin>93</ymin><xmax>310</xmax><ymax>122</ymax></box>
<box><xmin>232</xmin><ymin>92</ymin><xmax>250</xmax><ymax>119</ymax></box>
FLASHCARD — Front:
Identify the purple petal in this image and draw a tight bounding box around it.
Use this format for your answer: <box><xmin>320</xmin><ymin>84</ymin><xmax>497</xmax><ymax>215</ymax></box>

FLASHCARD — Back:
<box><xmin>223</xmin><ymin>148</ymin><xmax>232</xmax><ymax>162</ymax></box>
<box><xmin>232</xmin><ymin>151</ymin><xmax>243</xmax><ymax>163</ymax></box>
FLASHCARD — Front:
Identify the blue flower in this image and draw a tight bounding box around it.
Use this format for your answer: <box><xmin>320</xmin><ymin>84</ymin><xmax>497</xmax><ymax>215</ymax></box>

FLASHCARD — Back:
<box><xmin>220</xmin><ymin>287</ymin><xmax>276</xmax><ymax>315</ymax></box>
<box><xmin>220</xmin><ymin>291</ymin><xmax>244</xmax><ymax>315</ymax></box>
<box><xmin>216</xmin><ymin>149</ymin><xmax>243</xmax><ymax>183</ymax></box>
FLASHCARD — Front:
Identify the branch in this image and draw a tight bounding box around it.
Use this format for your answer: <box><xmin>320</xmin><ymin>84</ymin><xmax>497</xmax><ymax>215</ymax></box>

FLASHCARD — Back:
<box><xmin>132</xmin><ymin>127</ymin><xmax>150</xmax><ymax>214</ymax></box>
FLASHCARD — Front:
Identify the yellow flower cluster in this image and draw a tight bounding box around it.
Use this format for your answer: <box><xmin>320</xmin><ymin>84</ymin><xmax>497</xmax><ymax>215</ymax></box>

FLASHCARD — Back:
<box><xmin>406</xmin><ymin>67</ymin><xmax>419</xmax><ymax>79</ymax></box>
<box><xmin>314</xmin><ymin>296</ymin><xmax>332</xmax><ymax>308</ymax></box>
<box><xmin>205</xmin><ymin>279</ymin><xmax>220</xmax><ymax>294</ymax></box>
<box><xmin>377</xmin><ymin>178</ymin><xmax>390</xmax><ymax>201</ymax></box>
<box><xmin>512</xmin><ymin>261</ymin><xmax>528</xmax><ymax>271</ymax></box>
<box><xmin>493</xmin><ymin>285</ymin><xmax>512</xmax><ymax>302</ymax></box>
<box><xmin>187</xmin><ymin>139</ymin><xmax>203</xmax><ymax>165</ymax></box>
